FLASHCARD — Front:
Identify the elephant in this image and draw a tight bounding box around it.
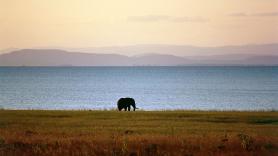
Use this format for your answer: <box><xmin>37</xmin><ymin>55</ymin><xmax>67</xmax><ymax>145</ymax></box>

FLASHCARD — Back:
<box><xmin>117</xmin><ymin>97</ymin><xmax>137</xmax><ymax>111</ymax></box>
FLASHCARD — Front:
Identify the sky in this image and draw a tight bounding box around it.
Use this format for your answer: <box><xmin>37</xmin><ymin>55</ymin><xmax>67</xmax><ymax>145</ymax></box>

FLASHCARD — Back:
<box><xmin>0</xmin><ymin>0</ymin><xmax>278</xmax><ymax>52</ymax></box>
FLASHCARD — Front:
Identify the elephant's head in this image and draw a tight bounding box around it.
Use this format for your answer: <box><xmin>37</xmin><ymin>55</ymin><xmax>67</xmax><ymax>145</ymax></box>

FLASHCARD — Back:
<box><xmin>131</xmin><ymin>103</ymin><xmax>136</xmax><ymax>111</ymax></box>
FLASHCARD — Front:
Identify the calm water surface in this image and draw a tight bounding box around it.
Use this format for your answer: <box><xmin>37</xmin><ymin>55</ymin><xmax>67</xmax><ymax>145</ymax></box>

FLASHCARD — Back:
<box><xmin>0</xmin><ymin>66</ymin><xmax>277</xmax><ymax>110</ymax></box>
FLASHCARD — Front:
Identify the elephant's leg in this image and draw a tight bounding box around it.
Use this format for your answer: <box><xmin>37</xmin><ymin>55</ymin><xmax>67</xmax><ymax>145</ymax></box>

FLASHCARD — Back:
<box><xmin>128</xmin><ymin>106</ymin><xmax>131</xmax><ymax>111</ymax></box>
<box><xmin>124</xmin><ymin>107</ymin><xmax>127</xmax><ymax>111</ymax></box>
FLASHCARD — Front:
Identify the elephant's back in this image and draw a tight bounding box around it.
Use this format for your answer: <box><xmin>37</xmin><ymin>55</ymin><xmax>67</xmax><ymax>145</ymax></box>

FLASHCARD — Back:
<box><xmin>125</xmin><ymin>98</ymin><xmax>135</xmax><ymax>104</ymax></box>
<box><xmin>117</xmin><ymin>97</ymin><xmax>135</xmax><ymax>105</ymax></box>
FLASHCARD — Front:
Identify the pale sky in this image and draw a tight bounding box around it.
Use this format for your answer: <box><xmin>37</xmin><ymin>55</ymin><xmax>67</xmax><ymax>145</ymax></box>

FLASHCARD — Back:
<box><xmin>1</xmin><ymin>0</ymin><xmax>278</xmax><ymax>51</ymax></box>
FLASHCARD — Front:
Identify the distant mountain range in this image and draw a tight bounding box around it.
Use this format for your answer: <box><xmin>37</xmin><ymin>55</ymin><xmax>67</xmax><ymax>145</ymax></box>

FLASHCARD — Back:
<box><xmin>0</xmin><ymin>44</ymin><xmax>277</xmax><ymax>66</ymax></box>
<box><xmin>67</xmin><ymin>43</ymin><xmax>278</xmax><ymax>57</ymax></box>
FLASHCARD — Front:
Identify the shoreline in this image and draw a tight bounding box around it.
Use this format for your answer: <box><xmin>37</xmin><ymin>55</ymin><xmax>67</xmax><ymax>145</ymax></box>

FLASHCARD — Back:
<box><xmin>0</xmin><ymin>108</ymin><xmax>277</xmax><ymax>112</ymax></box>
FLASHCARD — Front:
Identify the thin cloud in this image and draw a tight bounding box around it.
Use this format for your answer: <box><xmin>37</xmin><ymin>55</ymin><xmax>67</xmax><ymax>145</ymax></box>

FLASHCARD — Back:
<box><xmin>170</xmin><ymin>16</ymin><xmax>209</xmax><ymax>23</ymax></box>
<box><xmin>127</xmin><ymin>15</ymin><xmax>209</xmax><ymax>23</ymax></box>
<box><xmin>253</xmin><ymin>12</ymin><xmax>278</xmax><ymax>16</ymax></box>
<box><xmin>229</xmin><ymin>12</ymin><xmax>278</xmax><ymax>17</ymax></box>
<box><xmin>127</xmin><ymin>15</ymin><xmax>170</xmax><ymax>22</ymax></box>
<box><xmin>228</xmin><ymin>12</ymin><xmax>248</xmax><ymax>17</ymax></box>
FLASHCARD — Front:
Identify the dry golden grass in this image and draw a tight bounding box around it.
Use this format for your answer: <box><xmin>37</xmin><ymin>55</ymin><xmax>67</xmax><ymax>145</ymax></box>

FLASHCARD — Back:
<box><xmin>0</xmin><ymin>110</ymin><xmax>277</xmax><ymax>156</ymax></box>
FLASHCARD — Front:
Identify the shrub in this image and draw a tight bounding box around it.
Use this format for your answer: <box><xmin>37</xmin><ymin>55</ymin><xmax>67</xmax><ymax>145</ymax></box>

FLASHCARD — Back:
<box><xmin>237</xmin><ymin>133</ymin><xmax>254</xmax><ymax>150</ymax></box>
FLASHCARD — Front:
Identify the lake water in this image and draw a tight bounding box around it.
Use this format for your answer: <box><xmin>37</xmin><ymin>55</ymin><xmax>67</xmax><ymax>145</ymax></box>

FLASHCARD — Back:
<box><xmin>0</xmin><ymin>66</ymin><xmax>277</xmax><ymax>110</ymax></box>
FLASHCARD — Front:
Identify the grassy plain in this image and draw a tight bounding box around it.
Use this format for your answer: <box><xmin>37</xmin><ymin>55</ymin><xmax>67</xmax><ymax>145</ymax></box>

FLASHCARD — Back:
<box><xmin>0</xmin><ymin>110</ymin><xmax>277</xmax><ymax>156</ymax></box>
